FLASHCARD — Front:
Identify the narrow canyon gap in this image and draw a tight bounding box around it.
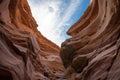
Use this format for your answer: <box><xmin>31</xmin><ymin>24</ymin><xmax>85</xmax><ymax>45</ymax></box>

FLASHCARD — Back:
<box><xmin>27</xmin><ymin>0</ymin><xmax>90</xmax><ymax>46</ymax></box>
<box><xmin>0</xmin><ymin>0</ymin><xmax>120</xmax><ymax>80</ymax></box>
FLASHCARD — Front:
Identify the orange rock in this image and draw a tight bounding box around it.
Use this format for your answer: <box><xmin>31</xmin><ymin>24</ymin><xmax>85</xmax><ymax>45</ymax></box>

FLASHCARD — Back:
<box><xmin>60</xmin><ymin>0</ymin><xmax>120</xmax><ymax>80</ymax></box>
<box><xmin>0</xmin><ymin>0</ymin><xmax>65</xmax><ymax>80</ymax></box>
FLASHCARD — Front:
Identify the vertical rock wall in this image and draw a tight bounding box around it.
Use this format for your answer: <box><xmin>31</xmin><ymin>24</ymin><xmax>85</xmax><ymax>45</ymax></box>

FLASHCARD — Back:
<box><xmin>60</xmin><ymin>0</ymin><xmax>120</xmax><ymax>80</ymax></box>
<box><xmin>0</xmin><ymin>0</ymin><xmax>65</xmax><ymax>80</ymax></box>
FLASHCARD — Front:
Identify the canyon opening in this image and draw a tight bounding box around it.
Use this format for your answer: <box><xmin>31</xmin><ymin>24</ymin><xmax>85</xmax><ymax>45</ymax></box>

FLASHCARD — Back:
<box><xmin>28</xmin><ymin>0</ymin><xmax>90</xmax><ymax>46</ymax></box>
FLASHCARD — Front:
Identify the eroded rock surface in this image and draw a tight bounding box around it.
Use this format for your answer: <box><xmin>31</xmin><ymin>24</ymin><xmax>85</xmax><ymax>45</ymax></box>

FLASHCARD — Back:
<box><xmin>60</xmin><ymin>0</ymin><xmax>120</xmax><ymax>80</ymax></box>
<box><xmin>0</xmin><ymin>0</ymin><xmax>65</xmax><ymax>80</ymax></box>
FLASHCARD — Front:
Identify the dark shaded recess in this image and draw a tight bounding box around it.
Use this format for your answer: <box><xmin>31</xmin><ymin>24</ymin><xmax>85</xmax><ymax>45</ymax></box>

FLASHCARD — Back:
<box><xmin>0</xmin><ymin>20</ymin><xmax>5</xmax><ymax>25</ymax></box>
<box><xmin>0</xmin><ymin>69</ymin><xmax>13</xmax><ymax>80</ymax></box>
<box><xmin>44</xmin><ymin>72</ymin><xmax>49</xmax><ymax>77</ymax></box>
<box><xmin>0</xmin><ymin>0</ymin><xmax>2</xmax><ymax>4</ymax></box>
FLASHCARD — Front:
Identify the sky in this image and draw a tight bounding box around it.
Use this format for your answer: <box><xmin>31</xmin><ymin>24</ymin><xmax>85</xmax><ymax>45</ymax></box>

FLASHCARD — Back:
<box><xmin>28</xmin><ymin>0</ymin><xmax>90</xmax><ymax>46</ymax></box>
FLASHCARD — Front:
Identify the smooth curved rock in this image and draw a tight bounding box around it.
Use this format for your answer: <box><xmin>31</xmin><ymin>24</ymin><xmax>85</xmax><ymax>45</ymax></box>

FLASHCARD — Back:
<box><xmin>0</xmin><ymin>0</ymin><xmax>65</xmax><ymax>80</ymax></box>
<box><xmin>60</xmin><ymin>0</ymin><xmax>120</xmax><ymax>80</ymax></box>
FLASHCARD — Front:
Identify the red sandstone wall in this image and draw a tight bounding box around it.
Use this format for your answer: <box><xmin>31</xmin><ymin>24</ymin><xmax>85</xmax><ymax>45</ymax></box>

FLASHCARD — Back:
<box><xmin>60</xmin><ymin>0</ymin><xmax>120</xmax><ymax>80</ymax></box>
<box><xmin>0</xmin><ymin>0</ymin><xmax>65</xmax><ymax>80</ymax></box>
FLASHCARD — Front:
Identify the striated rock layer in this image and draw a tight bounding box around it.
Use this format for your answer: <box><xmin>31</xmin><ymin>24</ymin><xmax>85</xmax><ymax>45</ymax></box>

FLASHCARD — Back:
<box><xmin>60</xmin><ymin>0</ymin><xmax>120</xmax><ymax>80</ymax></box>
<box><xmin>0</xmin><ymin>0</ymin><xmax>65</xmax><ymax>80</ymax></box>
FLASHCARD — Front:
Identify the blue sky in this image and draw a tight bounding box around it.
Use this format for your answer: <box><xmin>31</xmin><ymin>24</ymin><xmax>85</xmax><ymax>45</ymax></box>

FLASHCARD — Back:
<box><xmin>28</xmin><ymin>0</ymin><xmax>90</xmax><ymax>46</ymax></box>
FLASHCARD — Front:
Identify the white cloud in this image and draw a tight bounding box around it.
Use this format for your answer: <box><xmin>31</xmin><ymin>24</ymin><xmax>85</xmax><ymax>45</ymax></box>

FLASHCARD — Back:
<box><xmin>28</xmin><ymin>0</ymin><xmax>83</xmax><ymax>46</ymax></box>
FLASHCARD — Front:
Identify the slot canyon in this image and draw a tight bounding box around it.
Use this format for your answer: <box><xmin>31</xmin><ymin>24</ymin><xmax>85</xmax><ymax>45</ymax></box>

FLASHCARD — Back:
<box><xmin>0</xmin><ymin>0</ymin><xmax>120</xmax><ymax>80</ymax></box>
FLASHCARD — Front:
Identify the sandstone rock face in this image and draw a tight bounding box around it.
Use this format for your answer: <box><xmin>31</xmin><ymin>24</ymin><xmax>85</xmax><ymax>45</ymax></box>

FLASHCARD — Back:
<box><xmin>60</xmin><ymin>0</ymin><xmax>120</xmax><ymax>80</ymax></box>
<box><xmin>0</xmin><ymin>0</ymin><xmax>65</xmax><ymax>80</ymax></box>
